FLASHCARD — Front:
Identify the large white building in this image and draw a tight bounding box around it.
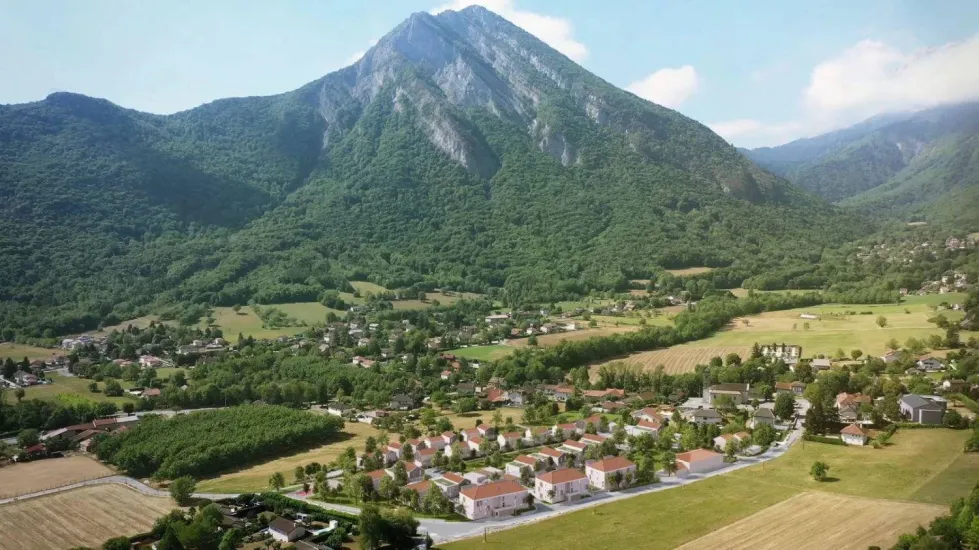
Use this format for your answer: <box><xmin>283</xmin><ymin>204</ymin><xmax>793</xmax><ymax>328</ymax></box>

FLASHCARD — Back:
<box><xmin>534</xmin><ymin>468</ymin><xmax>588</xmax><ymax>503</ymax></box>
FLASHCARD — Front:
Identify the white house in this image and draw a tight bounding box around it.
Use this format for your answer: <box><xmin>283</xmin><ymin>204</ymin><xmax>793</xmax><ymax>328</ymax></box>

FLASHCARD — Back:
<box><xmin>496</xmin><ymin>431</ymin><xmax>523</xmax><ymax>450</ymax></box>
<box><xmin>748</xmin><ymin>407</ymin><xmax>776</xmax><ymax>429</ymax></box>
<box><xmin>414</xmin><ymin>447</ymin><xmax>437</xmax><ymax>468</ymax></box>
<box><xmin>840</xmin><ymin>423</ymin><xmax>871</xmax><ymax>446</ymax></box>
<box><xmin>585</xmin><ymin>456</ymin><xmax>636</xmax><ymax>490</ymax></box>
<box><xmin>674</xmin><ymin>449</ymin><xmax>724</xmax><ymax>476</ymax></box>
<box><xmin>459</xmin><ymin>480</ymin><xmax>529</xmax><ymax>520</ymax></box>
<box><xmin>504</xmin><ymin>455</ymin><xmax>540</xmax><ymax>477</ymax></box>
<box><xmin>534</xmin><ymin>468</ymin><xmax>589</xmax><ymax>503</ymax></box>
<box><xmin>268</xmin><ymin>517</ymin><xmax>305</xmax><ymax>542</ymax></box>
<box><xmin>628</xmin><ymin>419</ymin><xmax>662</xmax><ymax>438</ymax></box>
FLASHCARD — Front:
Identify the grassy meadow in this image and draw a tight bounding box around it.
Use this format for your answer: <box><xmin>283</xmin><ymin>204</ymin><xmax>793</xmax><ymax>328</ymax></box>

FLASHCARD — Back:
<box><xmin>450</xmin><ymin>345</ymin><xmax>513</xmax><ymax>361</ymax></box>
<box><xmin>19</xmin><ymin>373</ymin><xmax>138</xmax><ymax>406</ymax></box>
<box><xmin>0</xmin><ymin>343</ymin><xmax>60</xmax><ymax>361</ymax></box>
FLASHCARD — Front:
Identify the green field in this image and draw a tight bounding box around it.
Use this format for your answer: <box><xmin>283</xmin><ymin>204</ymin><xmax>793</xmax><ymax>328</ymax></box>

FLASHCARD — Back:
<box><xmin>443</xmin><ymin>429</ymin><xmax>973</xmax><ymax>550</ymax></box>
<box><xmin>18</xmin><ymin>373</ymin><xmax>138</xmax><ymax>406</ymax></box>
<box><xmin>450</xmin><ymin>345</ymin><xmax>513</xmax><ymax>361</ymax></box>
<box><xmin>590</xmin><ymin>314</ymin><xmax>673</xmax><ymax>327</ymax></box>
<box><xmin>349</xmin><ymin>281</ymin><xmax>389</xmax><ymax>295</ymax></box>
<box><xmin>0</xmin><ymin>343</ymin><xmax>60</xmax><ymax>361</ymax></box>
<box><xmin>200</xmin><ymin>303</ymin><xmax>341</xmax><ymax>340</ymax></box>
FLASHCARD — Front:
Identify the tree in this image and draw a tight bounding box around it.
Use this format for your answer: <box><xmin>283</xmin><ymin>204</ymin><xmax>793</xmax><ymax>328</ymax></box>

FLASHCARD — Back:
<box><xmin>103</xmin><ymin>379</ymin><xmax>123</xmax><ymax>397</ymax></box>
<box><xmin>14</xmin><ymin>387</ymin><xmax>25</xmax><ymax>402</ymax></box>
<box><xmin>359</xmin><ymin>504</ymin><xmax>385</xmax><ymax>550</ymax></box>
<box><xmin>886</xmin><ymin>338</ymin><xmax>900</xmax><ymax>351</ymax></box>
<box><xmin>2</xmin><ymin>360</ymin><xmax>15</xmax><ymax>380</ymax></box>
<box><xmin>850</xmin><ymin>349</ymin><xmax>863</xmax><ymax>360</ymax></box>
<box><xmin>876</xmin><ymin>316</ymin><xmax>888</xmax><ymax>328</ymax></box>
<box><xmin>232</xmin><ymin>304</ymin><xmax>242</xmax><ymax>314</ymax></box>
<box><xmin>392</xmin><ymin>461</ymin><xmax>408</xmax><ymax>486</ymax></box>
<box><xmin>17</xmin><ymin>429</ymin><xmax>39</xmax><ymax>448</ymax></box>
<box><xmin>422</xmin><ymin>484</ymin><xmax>450</xmax><ymax>515</ymax></box>
<box><xmin>157</xmin><ymin>525</ymin><xmax>184</xmax><ymax>550</ymax></box>
<box><xmin>169</xmin><ymin>476</ymin><xmax>196</xmax><ymax>505</ymax></box>
<box><xmin>294</xmin><ymin>465</ymin><xmax>306</xmax><ymax>483</ymax></box>
<box><xmin>268</xmin><ymin>471</ymin><xmax>286</xmax><ymax>491</ymax></box>
<box><xmin>102</xmin><ymin>537</ymin><xmax>131</xmax><ymax>550</ymax></box>
<box><xmin>378</xmin><ymin>475</ymin><xmax>396</xmax><ymax>500</ymax></box>
<box><xmin>218</xmin><ymin>528</ymin><xmax>244</xmax><ymax>550</ymax></box>
<box><xmin>528</xmin><ymin>334</ymin><xmax>538</xmax><ymax>346</ymax></box>
<box><xmin>724</xmin><ymin>438</ymin><xmax>737</xmax><ymax>459</ymax></box>
<box><xmin>752</xmin><ymin>423</ymin><xmax>777</xmax><ymax>447</ymax></box>
<box><xmin>492</xmin><ymin>409</ymin><xmax>503</xmax><ymax>429</ymax></box>
<box><xmin>773</xmin><ymin>393</ymin><xmax>795</xmax><ymax>421</ymax></box>
<box><xmin>663</xmin><ymin>451</ymin><xmax>677</xmax><ymax>476</ymax></box>
<box><xmin>943</xmin><ymin>410</ymin><xmax>967</xmax><ymax>429</ymax></box>
<box><xmin>810</xmin><ymin>461</ymin><xmax>829</xmax><ymax>482</ymax></box>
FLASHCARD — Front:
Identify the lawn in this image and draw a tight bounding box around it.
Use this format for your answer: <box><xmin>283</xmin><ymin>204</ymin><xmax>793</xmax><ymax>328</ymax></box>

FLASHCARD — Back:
<box><xmin>393</xmin><ymin>291</ymin><xmax>484</xmax><ymax>310</ymax></box>
<box><xmin>437</xmin><ymin>407</ymin><xmax>526</xmax><ymax>431</ymax></box>
<box><xmin>19</xmin><ymin>373</ymin><xmax>137</xmax><ymax>406</ymax></box>
<box><xmin>349</xmin><ymin>281</ymin><xmax>388</xmax><ymax>295</ymax></box>
<box><xmin>590</xmin><ymin>314</ymin><xmax>673</xmax><ymax>327</ymax></box>
<box><xmin>450</xmin><ymin>345</ymin><xmax>513</xmax><ymax>361</ymax></box>
<box><xmin>506</xmin><ymin>327</ymin><xmax>639</xmax><ymax>349</ymax></box>
<box><xmin>196</xmin><ymin>421</ymin><xmax>381</xmax><ymax>493</ymax></box>
<box><xmin>85</xmin><ymin>315</ymin><xmax>162</xmax><ymax>336</ymax></box>
<box><xmin>200</xmin><ymin>304</ymin><xmax>337</xmax><ymax>341</ymax></box>
<box><xmin>0</xmin><ymin>343</ymin><xmax>59</xmax><ymax>361</ymax></box>
<box><xmin>665</xmin><ymin>267</ymin><xmax>714</xmax><ymax>276</ymax></box>
<box><xmin>441</xmin><ymin>429</ymin><xmax>971</xmax><ymax>550</ymax></box>
<box><xmin>0</xmin><ymin>484</ymin><xmax>176</xmax><ymax>550</ymax></box>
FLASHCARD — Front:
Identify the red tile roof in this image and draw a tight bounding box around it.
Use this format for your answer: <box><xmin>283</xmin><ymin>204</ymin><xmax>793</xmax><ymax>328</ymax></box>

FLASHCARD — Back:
<box><xmin>538</xmin><ymin>447</ymin><xmax>564</xmax><ymax>458</ymax></box>
<box><xmin>536</xmin><ymin>468</ymin><xmax>586</xmax><ymax>484</ymax></box>
<box><xmin>841</xmin><ymin>423</ymin><xmax>870</xmax><ymax>437</ymax></box>
<box><xmin>460</xmin><ymin>480</ymin><xmax>526</xmax><ymax>500</ymax></box>
<box><xmin>676</xmin><ymin>449</ymin><xmax>722</xmax><ymax>463</ymax></box>
<box><xmin>406</xmin><ymin>480</ymin><xmax>431</xmax><ymax>493</ymax></box>
<box><xmin>514</xmin><ymin>455</ymin><xmax>538</xmax><ymax>466</ymax></box>
<box><xmin>561</xmin><ymin>440</ymin><xmax>587</xmax><ymax>451</ymax></box>
<box><xmin>587</xmin><ymin>456</ymin><xmax>635</xmax><ymax>473</ymax></box>
<box><xmin>637</xmin><ymin>420</ymin><xmax>662</xmax><ymax>430</ymax></box>
<box><xmin>366</xmin><ymin>469</ymin><xmax>387</xmax><ymax>480</ymax></box>
<box><xmin>441</xmin><ymin>472</ymin><xmax>465</xmax><ymax>484</ymax></box>
<box><xmin>416</xmin><ymin>447</ymin><xmax>437</xmax><ymax>457</ymax></box>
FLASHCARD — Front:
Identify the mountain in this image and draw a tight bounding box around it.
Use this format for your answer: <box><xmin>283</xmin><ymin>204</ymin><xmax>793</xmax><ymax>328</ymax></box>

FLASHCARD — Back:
<box><xmin>0</xmin><ymin>6</ymin><xmax>863</xmax><ymax>339</ymax></box>
<box><xmin>742</xmin><ymin>103</ymin><xmax>979</xmax><ymax>217</ymax></box>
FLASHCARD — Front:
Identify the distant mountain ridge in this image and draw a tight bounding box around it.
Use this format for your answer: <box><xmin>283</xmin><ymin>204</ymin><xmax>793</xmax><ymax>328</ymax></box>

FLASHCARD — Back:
<box><xmin>742</xmin><ymin>103</ymin><xmax>979</xmax><ymax>217</ymax></box>
<box><xmin>0</xmin><ymin>6</ymin><xmax>863</xmax><ymax>338</ymax></box>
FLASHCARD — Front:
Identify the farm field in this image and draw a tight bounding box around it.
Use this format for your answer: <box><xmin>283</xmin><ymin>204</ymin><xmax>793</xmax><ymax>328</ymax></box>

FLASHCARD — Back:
<box><xmin>591</xmin><ymin>345</ymin><xmax>752</xmax><ymax>378</ymax></box>
<box><xmin>199</xmin><ymin>304</ymin><xmax>327</xmax><ymax>340</ymax></box>
<box><xmin>506</xmin><ymin>327</ymin><xmax>639</xmax><ymax>349</ymax></box>
<box><xmin>590</xmin><ymin>314</ymin><xmax>673</xmax><ymax>327</ymax></box>
<box><xmin>0</xmin><ymin>455</ymin><xmax>114</xmax><ymax>499</ymax></box>
<box><xmin>0</xmin><ymin>484</ymin><xmax>176</xmax><ymax>550</ymax></box>
<box><xmin>665</xmin><ymin>266</ymin><xmax>714</xmax><ymax>276</ymax></box>
<box><xmin>594</xmin><ymin>298</ymin><xmax>975</xmax><ymax>374</ymax></box>
<box><xmin>393</xmin><ymin>291</ymin><xmax>484</xmax><ymax>310</ymax></box>
<box><xmin>436</xmin><ymin>407</ymin><xmax>526</xmax><ymax>431</ymax></box>
<box><xmin>20</xmin><ymin>373</ymin><xmax>137</xmax><ymax>406</ymax></box>
<box><xmin>449</xmin><ymin>345</ymin><xmax>512</xmax><ymax>361</ymax></box>
<box><xmin>86</xmin><ymin>315</ymin><xmax>161</xmax><ymax>335</ymax></box>
<box><xmin>676</xmin><ymin>492</ymin><xmax>946</xmax><ymax>550</ymax></box>
<box><xmin>196</xmin><ymin>421</ymin><xmax>380</xmax><ymax>493</ymax></box>
<box><xmin>0</xmin><ymin>343</ymin><xmax>59</xmax><ymax>361</ymax></box>
<box><xmin>348</xmin><ymin>281</ymin><xmax>388</xmax><ymax>295</ymax></box>
<box><xmin>443</xmin><ymin>429</ymin><xmax>970</xmax><ymax>550</ymax></box>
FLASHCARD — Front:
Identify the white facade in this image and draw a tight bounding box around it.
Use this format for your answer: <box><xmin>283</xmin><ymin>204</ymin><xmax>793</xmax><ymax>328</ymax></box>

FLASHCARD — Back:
<box><xmin>585</xmin><ymin>462</ymin><xmax>636</xmax><ymax>490</ymax></box>
<box><xmin>841</xmin><ymin>433</ymin><xmax>868</xmax><ymax>446</ymax></box>
<box><xmin>534</xmin><ymin>471</ymin><xmax>588</xmax><ymax>503</ymax></box>
<box><xmin>459</xmin><ymin>482</ymin><xmax>529</xmax><ymax>520</ymax></box>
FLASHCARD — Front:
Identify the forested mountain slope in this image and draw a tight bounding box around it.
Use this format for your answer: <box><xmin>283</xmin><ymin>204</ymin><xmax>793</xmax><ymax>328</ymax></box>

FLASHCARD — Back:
<box><xmin>743</xmin><ymin>103</ymin><xmax>979</xmax><ymax>219</ymax></box>
<box><xmin>0</xmin><ymin>6</ymin><xmax>864</xmax><ymax>339</ymax></box>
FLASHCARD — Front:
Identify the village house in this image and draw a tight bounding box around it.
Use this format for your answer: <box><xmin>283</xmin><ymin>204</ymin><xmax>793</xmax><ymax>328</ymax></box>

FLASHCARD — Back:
<box><xmin>810</xmin><ymin>358</ymin><xmax>832</xmax><ymax>372</ymax></box>
<box><xmin>424</xmin><ymin>435</ymin><xmax>449</xmax><ymax>451</ymax></box>
<box><xmin>713</xmin><ymin>432</ymin><xmax>750</xmax><ymax>452</ymax></box>
<box><xmin>476</xmin><ymin>424</ymin><xmax>497</xmax><ymax>439</ymax></box>
<box><xmin>465</xmin><ymin>436</ymin><xmax>485</xmax><ymax>454</ymax></box>
<box><xmin>748</xmin><ymin>407</ymin><xmax>776</xmax><ymax>429</ymax></box>
<box><xmin>388</xmin><ymin>394</ymin><xmax>417</xmax><ymax>411</ymax></box>
<box><xmin>434</xmin><ymin>472</ymin><xmax>467</xmax><ymax>498</ymax></box>
<box><xmin>138</xmin><ymin>355</ymin><xmax>163</xmax><ymax>368</ymax></box>
<box><xmin>942</xmin><ymin>379</ymin><xmax>968</xmax><ymax>393</ymax></box>
<box><xmin>357</xmin><ymin>410</ymin><xmax>388</xmax><ymax>425</ymax></box>
<box><xmin>269</xmin><ymin>517</ymin><xmax>305</xmax><ymax>543</ymax></box>
<box><xmin>505</xmin><ymin>455</ymin><xmax>540</xmax><ymax>477</ymax></box>
<box><xmin>557</xmin><ymin>439</ymin><xmax>588</xmax><ymax>459</ymax></box>
<box><xmin>899</xmin><ymin>394</ymin><xmax>947</xmax><ymax>425</ymax></box>
<box><xmin>542</xmin><ymin>384</ymin><xmax>574</xmax><ymax>402</ymax></box>
<box><xmin>627</xmin><ymin>419</ymin><xmax>662</xmax><ymax>438</ymax></box>
<box><xmin>326</xmin><ymin>402</ymin><xmax>352</xmax><ymax>417</ymax></box>
<box><xmin>524</xmin><ymin>426</ymin><xmax>551</xmax><ymax>444</ymax></box>
<box><xmin>585</xmin><ymin>456</ymin><xmax>637</xmax><ymax>490</ymax></box>
<box><xmin>674</xmin><ymin>449</ymin><xmax>724</xmax><ymax>475</ymax></box>
<box><xmin>579</xmin><ymin>433</ymin><xmax>607</xmax><ymax>447</ymax></box>
<box><xmin>383</xmin><ymin>442</ymin><xmax>402</xmax><ymax>462</ymax></box>
<box><xmin>537</xmin><ymin>446</ymin><xmax>567</xmax><ymax>467</ymax></box>
<box><xmin>414</xmin><ymin>447</ymin><xmax>437</xmax><ymax>469</ymax></box>
<box><xmin>682</xmin><ymin>408</ymin><xmax>723</xmax><ymax>425</ymax></box>
<box><xmin>881</xmin><ymin>350</ymin><xmax>903</xmax><ymax>364</ymax></box>
<box><xmin>703</xmin><ymin>383</ymin><xmax>749</xmax><ymax>405</ymax></box>
<box><xmin>534</xmin><ymin>468</ymin><xmax>589</xmax><ymax>503</ymax></box>
<box><xmin>459</xmin><ymin>480</ymin><xmax>529</xmax><ymax>520</ymax></box>
<box><xmin>761</xmin><ymin>344</ymin><xmax>802</xmax><ymax>362</ymax></box>
<box><xmin>496</xmin><ymin>431</ymin><xmax>523</xmax><ymax>450</ymax></box>
<box><xmin>840</xmin><ymin>423</ymin><xmax>871</xmax><ymax>446</ymax></box>
<box><xmin>385</xmin><ymin>462</ymin><xmax>423</xmax><ymax>483</ymax></box>
<box><xmin>775</xmin><ymin>381</ymin><xmax>806</xmax><ymax>395</ymax></box>
<box><xmin>917</xmin><ymin>357</ymin><xmax>945</xmax><ymax>372</ymax></box>
<box><xmin>365</xmin><ymin>469</ymin><xmax>388</xmax><ymax>491</ymax></box>
<box><xmin>632</xmin><ymin>407</ymin><xmax>665</xmax><ymax>424</ymax></box>
<box><xmin>405</xmin><ymin>438</ymin><xmax>424</xmax><ymax>453</ymax></box>
<box><xmin>551</xmin><ymin>422</ymin><xmax>582</xmax><ymax>438</ymax></box>
<box><xmin>405</xmin><ymin>480</ymin><xmax>431</xmax><ymax>499</ymax></box>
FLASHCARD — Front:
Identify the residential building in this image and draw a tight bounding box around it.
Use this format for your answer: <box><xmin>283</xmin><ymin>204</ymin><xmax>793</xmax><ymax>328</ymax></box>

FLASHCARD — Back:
<box><xmin>579</xmin><ymin>433</ymin><xmax>607</xmax><ymax>447</ymax></box>
<box><xmin>497</xmin><ymin>431</ymin><xmax>523</xmax><ymax>450</ymax></box>
<box><xmin>628</xmin><ymin>419</ymin><xmax>662</xmax><ymax>438</ymax></box>
<box><xmin>899</xmin><ymin>395</ymin><xmax>947</xmax><ymax>425</ymax></box>
<box><xmin>703</xmin><ymin>383</ymin><xmax>749</xmax><ymax>405</ymax></box>
<box><xmin>748</xmin><ymin>407</ymin><xmax>776</xmax><ymax>429</ymax></box>
<box><xmin>525</xmin><ymin>426</ymin><xmax>551</xmax><ymax>444</ymax></box>
<box><xmin>405</xmin><ymin>480</ymin><xmax>431</xmax><ymax>498</ymax></box>
<box><xmin>557</xmin><ymin>440</ymin><xmax>587</xmax><ymax>459</ymax></box>
<box><xmin>414</xmin><ymin>447</ymin><xmax>437</xmax><ymax>468</ymax></box>
<box><xmin>326</xmin><ymin>402</ymin><xmax>352</xmax><ymax>417</ymax></box>
<box><xmin>388</xmin><ymin>394</ymin><xmax>416</xmax><ymax>411</ymax></box>
<box><xmin>585</xmin><ymin>457</ymin><xmax>637</xmax><ymax>490</ymax></box>
<box><xmin>942</xmin><ymin>379</ymin><xmax>968</xmax><ymax>393</ymax></box>
<box><xmin>840</xmin><ymin>423</ymin><xmax>871</xmax><ymax>446</ymax></box>
<box><xmin>424</xmin><ymin>435</ymin><xmax>448</xmax><ymax>451</ymax></box>
<box><xmin>269</xmin><ymin>518</ymin><xmax>305</xmax><ymax>543</ymax></box>
<box><xmin>552</xmin><ymin>422</ymin><xmax>582</xmax><ymax>437</ymax></box>
<box><xmin>811</xmin><ymin>358</ymin><xmax>832</xmax><ymax>371</ymax></box>
<box><xmin>459</xmin><ymin>480</ymin><xmax>529</xmax><ymax>520</ymax></box>
<box><xmin>761</xmin><ymin>344</ymin><xmax>802</xmax><ymax>361</ymax></box>
<box><xmin>917</xmin><ymin>357</ymin><xmax>945</xmax><ymax>372</ymax></box>
<box><xmin>632</xmin><ymin>408</ymin><xmax>665</xmax><ymax>424</ymax></box>
<box><xmin>505</xmin><ymin>455</ymin><xmax>540</xmax><ymax>477</ymax></box>
<box><xmin>774</xmin><ymin>381</ymin><xmax>806</xmax><ymax>395</ymax></box>
<box><xmin>682</xmin><ymin>408</ymin><xmax>723</xmax><ymax>425</ymax></box>
<box><xmin>537</xmin><ymin>446</ymin><xmax>567</xmax><ymax>467</ymax></box>
<box><xmin>534</xmin><ymin>468</ymin><xmax>589</xmax><ymax>503</ymax></box>
<box><xmin>476</xmin><ymin>424</ymin><xmax>497</xmax><ymax>439</ymax></box>
<box><xmin>542</xmin><ymin>384</ymin><xmax>574</xmax><ymax>402</ymax></box>
<box><xmin>674</xmin><ymin>449</ymin><xmax>724</xmax><ymax>475</ymax></box>
<box><xmin>713</xmin><ymin>432</ymin><xmax>750</xmax><ymax>452</ymax></box>
<box><xmin>881</xmin><ymin>350</ymin><xmax>903</xmax><ymax>364</ymax></box>
<box><xmin>465</xmin><ymin>436</ymin><xmax>485</xmax><ymax>454</ymax></box>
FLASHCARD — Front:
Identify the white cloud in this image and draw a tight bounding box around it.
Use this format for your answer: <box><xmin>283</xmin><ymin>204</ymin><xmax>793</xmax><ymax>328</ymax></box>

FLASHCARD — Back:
<box><xmin>344</xmin><ymin>39</ymin><xmax>379</xmax><ymax>66</ymax></box>
<box><xmin>805</xmin><ymin>35</ymin><xmax>979</xmax><ymax>123</ymax></box>
<box><xmin>625</xmin><ymin>65</ymin><xmax>699</xmax><ymax>108</ymax></box>
<box><xmin>431</xmin><ymin>0</ymin><xmax>587</xmax><ymax>61</ymax></box>
<box><xmin>719</xmin><ymin>34</ymin><xmax>979</xmax><ymax>147</ymax></box>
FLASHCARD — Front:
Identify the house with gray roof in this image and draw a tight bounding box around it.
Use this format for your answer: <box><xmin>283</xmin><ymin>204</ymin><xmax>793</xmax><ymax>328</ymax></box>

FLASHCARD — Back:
<box><xmin>898</xmin><ymin>394</ymin><xmax>947</xmax><ymax>425</ymax></box>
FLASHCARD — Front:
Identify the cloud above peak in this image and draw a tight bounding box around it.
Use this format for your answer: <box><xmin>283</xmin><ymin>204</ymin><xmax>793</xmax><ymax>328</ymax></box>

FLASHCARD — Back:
<box><xmin>626</xmin><ymin>65</ymin><xmax>699</xmax><ymax>109</ymax></box>
<box><xmin>432</xmin><ymin>0</ymin><xmax>588</xmax><ymax>61</ymax></box>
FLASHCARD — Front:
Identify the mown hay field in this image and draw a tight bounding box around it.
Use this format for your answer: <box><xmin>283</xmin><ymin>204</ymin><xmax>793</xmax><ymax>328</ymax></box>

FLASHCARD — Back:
<box><xmin>0</xmin><ymin>484</ymin><xmax>176</xmax><ymax>550</ymax></box>
<box><xmin>676</xmin><ymin>492</ymin><xmax>946</xmax><ymax>550</ymax></box>
<box><xmin>0</xmin><ymin>456</ymin><xmax>114</xmax><ymax>499</ymax></box>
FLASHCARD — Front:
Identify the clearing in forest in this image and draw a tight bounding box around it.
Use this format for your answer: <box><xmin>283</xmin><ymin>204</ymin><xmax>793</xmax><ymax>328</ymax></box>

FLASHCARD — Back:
<box><xmin>506</xmin><ymin>326</ymin><xmax>639</xmax><ymax>349</ymax></box>
<box><xmin>676</xmin><ymin>492</ymin><xmax>946</xmax><ymax>550</ymax></box>
<box><xmin>590</xmin><ymin>344</ymin><xmax>751</xmax><ymax>377</ymax></box>
<box><xmin>0</xmin><ymin>455</ymin><xmax>114</xmax><ymax>499</ymax></box>
<box><xmin>0</xmin><ymin>484</ymin><xmax>176</xmax><ymax>550</ymax></box>
<box><xmin>0</xmin><ymin>343</ymin><xmax>59</xmax><ymax>361</ymax></box>
<box><xmin>665</xmin><ymin>267</ymin><xmax>714</xmax><ymax>276</ymax></box>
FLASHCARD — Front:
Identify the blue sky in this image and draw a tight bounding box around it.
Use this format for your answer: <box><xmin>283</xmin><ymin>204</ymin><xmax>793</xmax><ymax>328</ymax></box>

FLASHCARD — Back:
<box><xmin>2</xmin><ymin>0</ymin><xmax>977</xmax><ymax>147</ymax></box>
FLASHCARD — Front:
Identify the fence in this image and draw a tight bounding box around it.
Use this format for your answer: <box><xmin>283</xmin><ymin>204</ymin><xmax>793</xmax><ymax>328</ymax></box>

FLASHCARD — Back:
<box><xmin>0</xmin><ymin>472</ymin><xmax>113</xmax><ymax>500</ymax></box>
